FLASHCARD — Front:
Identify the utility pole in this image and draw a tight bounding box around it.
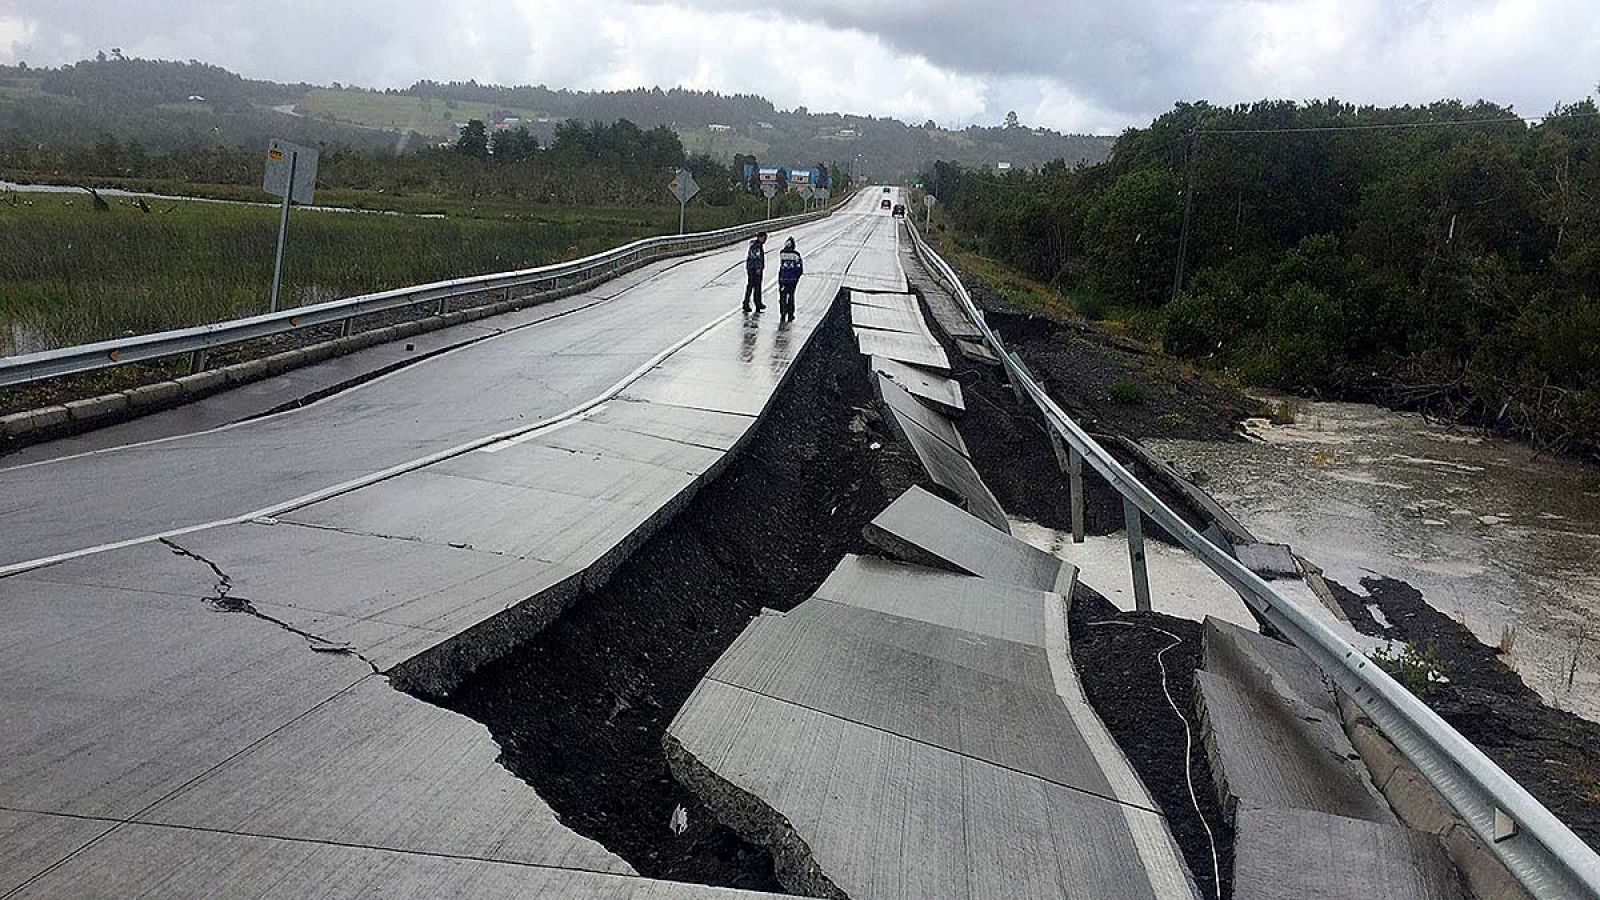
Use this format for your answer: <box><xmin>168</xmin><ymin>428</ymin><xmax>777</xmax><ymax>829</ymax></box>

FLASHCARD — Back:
<box><xmin>1170</xmin><ymin>128</ymin><xmax>1200</xmax><ymax>303</ymax></box>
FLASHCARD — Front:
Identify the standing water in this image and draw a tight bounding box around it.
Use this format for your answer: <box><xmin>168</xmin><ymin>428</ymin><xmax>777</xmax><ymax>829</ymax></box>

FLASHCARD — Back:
<box><xmin>1148</xmin><ymin>396</ymin><xmax>1600</xmax><ymax>721</ymax></box>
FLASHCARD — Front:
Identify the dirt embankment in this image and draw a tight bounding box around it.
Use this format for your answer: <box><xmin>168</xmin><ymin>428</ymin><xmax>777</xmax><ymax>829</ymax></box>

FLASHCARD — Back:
<box><xmin>434</xmin><ymin>298</ymin><xmax>928</xmax><ymax>891</ymax></box>
<box><xmin>1328</xmin><ymin>577</ymin><xmax>1600</xmax><ymax>849</ymax></box>
<box><xmin>950</xmin><ymin>257</ymin><xmax>1600</xmax><ymax>859</ymax></box>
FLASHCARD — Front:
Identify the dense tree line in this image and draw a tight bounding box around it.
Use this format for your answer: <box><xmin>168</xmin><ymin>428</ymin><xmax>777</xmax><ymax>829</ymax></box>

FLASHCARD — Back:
<box><xmin>925</xmin><ymin>98</ymin><xmax>1600</xmax><ymax>457</ymax></box>
<box><xmin>0</xmin><ymin>58</ymin><xmax>1112</xmax><ymax>178</ymax></box>
<box><xmin>0</xmin><ymin>115</ymin><xmax>755</xmax><ymax>207</ymax></box>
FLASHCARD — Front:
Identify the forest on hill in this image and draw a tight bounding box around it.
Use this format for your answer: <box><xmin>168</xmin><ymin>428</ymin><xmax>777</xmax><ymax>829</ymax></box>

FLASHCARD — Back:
<box><xmin>924</xmin><ymin>98</ymin><xmax>1600</xmax><ymax>458</ymax></box>
<box><xmin>0</xmin><ymin>57</ymin><xmax>1111</xmax><ymax>178</ymax></box>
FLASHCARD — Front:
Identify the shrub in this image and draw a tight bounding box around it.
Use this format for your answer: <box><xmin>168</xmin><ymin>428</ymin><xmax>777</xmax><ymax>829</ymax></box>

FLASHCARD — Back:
<box><xmin>1109</xmin><ymin>381</ymin><xmax>1147</xmax><ymax>405</ymax></box>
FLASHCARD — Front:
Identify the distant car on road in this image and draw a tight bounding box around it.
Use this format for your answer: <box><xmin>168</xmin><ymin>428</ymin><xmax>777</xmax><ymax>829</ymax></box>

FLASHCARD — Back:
<box><xmin>880</xmin><ymin>198</ymin><xmax>892</xmax><ymax>210</ymax></box>
<box><xmin>882</xmin><ymin>186</ymin><xmax>891</xmax><ymax>193</ymax></box>
<box><xmin>892</xmin><ymin>203</ymin><xmax>905</xmax><ymax>217</ymax></box>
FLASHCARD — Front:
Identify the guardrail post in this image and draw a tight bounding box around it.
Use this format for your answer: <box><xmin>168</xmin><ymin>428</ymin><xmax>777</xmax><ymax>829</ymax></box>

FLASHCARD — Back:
<box><xmin>436</xmin><ymin>296</ymin><xmax>449</xmax><ymax>316</ymax></box>
<box><xmin>1005</xmin><ymin>351</ymin><xmax>1029</xmax><ymax>405</ymax></box>
<box><xmin>338</xmin><ymin>318</ymin><xmax>353</xmax><ymax>338</ymax></box>
<box><xmin>1069</xmin><ymin>446</ymin><xmax>1086</xmax><ymax>544</ymax></box>
<box><xmin>1123</xmin><ymin>497</ymin><xmax>1152</xmax><ymax>611</ymax></box>
<box><xmin>1049</xmin><ymin>431</ymin><xmax>1087</xmax><ymax>543</ymax></box>
<box><xmin>187</xmin><ymin>349</ymin><xmax>208</xmax><ymax>374</ymax></box>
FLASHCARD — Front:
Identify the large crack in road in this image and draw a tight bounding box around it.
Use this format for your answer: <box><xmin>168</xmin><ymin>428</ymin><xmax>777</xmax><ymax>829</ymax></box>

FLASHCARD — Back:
<box><xmin>426</xmin><ymin>297</ymin><xmax>929</xmax><ymax>891</ymax></box>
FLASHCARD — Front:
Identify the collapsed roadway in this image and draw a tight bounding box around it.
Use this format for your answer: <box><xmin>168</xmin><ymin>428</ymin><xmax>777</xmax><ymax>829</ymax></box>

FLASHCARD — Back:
<box><xmin>0</xmin><ymin>188</ymin><xmax>1594</xmax><ymax>899</ymax></box>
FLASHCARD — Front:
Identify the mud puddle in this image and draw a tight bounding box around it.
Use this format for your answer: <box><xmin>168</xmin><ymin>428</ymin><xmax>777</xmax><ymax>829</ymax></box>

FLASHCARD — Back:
<box><xmin>1149</xmin><ymin>396</ymin><xmax>1600</xmax><ymax>719</ymax></box>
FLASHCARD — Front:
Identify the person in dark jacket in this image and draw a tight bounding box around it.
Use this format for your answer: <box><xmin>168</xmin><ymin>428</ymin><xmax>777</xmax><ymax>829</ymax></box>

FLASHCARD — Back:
<box><xmin>776</xmin><ymin>237</ymin><xmax>803</xmax><ymax>321</ymax></box>
<box><xmin>743</xmin><ymin>231</ymin><xmax>768</xmax><ymax>313</ymax></box>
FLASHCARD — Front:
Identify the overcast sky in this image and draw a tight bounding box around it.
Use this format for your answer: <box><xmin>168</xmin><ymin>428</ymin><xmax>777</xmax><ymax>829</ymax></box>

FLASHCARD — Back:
<box><xmin>1</xmin><ymin>0</ymin><xmax>1596</xmax><ymax>133</ymax></box>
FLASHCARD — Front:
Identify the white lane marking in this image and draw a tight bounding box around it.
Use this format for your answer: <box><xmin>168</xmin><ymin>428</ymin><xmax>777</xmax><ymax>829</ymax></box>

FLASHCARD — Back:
<box><xmin>0</xmin><ymin>305</ymin><xmax>743</xmax><ymax>578</ymax></box>
<box><xmin>0</xmin><ymin>213</ymin><xmax>876</xmax><ymax>578</ymax></box>
<box><xmin>478</xmin><ymin>406</ymin><xmax>603</xmax><ymax>453</ymax></box>
<box><xmin>0</xmin><ymin>217</ymin><xmax>858</xmax><ymax>475</ymax></box>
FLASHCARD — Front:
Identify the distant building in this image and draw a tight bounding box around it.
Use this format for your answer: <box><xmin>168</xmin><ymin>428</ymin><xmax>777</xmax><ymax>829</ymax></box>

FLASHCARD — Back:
<box><xmin>996</xmin><ymin>161</ymin><xmax>1012</xmax><ymax>171</ymax></box>
<box><xmin>708</xmin><ymin>123</ymin><xmax>732</xmax><ymax>132</ymax></box>
<box><xmin>757</xmin><ymin>166</ymin><xmax>783</xmax><ymax>185</ymax></box>
<box><xmin>186</xmin><ymin>95</ymin><xmax>206</xmax><ymax>102</ymax></box>
<box><xmin>756</xmin><ymin>121</ymin><xmax>775</xmax><ymax>130</ymax></box>
<box><xmin>838</xmin><ymin>128</ymin><xmax>857</xmax><ymax>138</ymax></box>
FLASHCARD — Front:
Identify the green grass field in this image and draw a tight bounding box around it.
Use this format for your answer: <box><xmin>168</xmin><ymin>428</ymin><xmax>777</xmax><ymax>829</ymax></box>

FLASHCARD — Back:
<box><xmin>297</xmin><ymin>89</ymin><xmax>548</xmax><ymax>138</ymax></box>
<box><xmin>0</xmin><ymin>192</ymin><xmax>759</xmax><ymax>354</ymax></box>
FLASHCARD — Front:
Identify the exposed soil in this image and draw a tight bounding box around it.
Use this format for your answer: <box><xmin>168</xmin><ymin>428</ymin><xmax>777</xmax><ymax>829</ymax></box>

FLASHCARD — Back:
<box><xmin>956</xmin><ymin>267</ymin><xmax>1259</xmax><ymax>444</ymax></box>
<box><xmin>909</xmin><ymin>285</ymin><xmax>1223</xmax><ymax>547</ymax></box>
<box><xmin>1327</xmin><ymin>576</ymin><xmax>1600</xmax><ymax>850</ymax></box>
<box><xmin>433</xmin><ymin>297</ymin><xmax>927</xmax><ymax>891</ymax></box>
<box><xmin>1069</xmin><ymin>582</ymin><xmax>1234</xmax><ymax>900</ymax></box>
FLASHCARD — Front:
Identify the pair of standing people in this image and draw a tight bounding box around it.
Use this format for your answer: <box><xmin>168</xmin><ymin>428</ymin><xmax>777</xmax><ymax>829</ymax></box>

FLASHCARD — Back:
<box><xmin>744</xmin><ymin>231</ymin><xmax>802</xmax><ymax>320</ymax></box>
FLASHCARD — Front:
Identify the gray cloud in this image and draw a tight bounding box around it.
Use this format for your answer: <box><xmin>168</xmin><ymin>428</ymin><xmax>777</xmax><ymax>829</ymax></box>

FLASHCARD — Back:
<box><xmin>2</xmin><ymin>0</ymin><xmax>1596</xmax><ymax>132</ymax></box>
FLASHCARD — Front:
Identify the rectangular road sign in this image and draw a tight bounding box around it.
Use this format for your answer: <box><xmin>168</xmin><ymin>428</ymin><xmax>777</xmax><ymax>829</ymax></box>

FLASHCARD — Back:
<box><xmin>263</xmin><ymin>139</ymin><xmax>318</xmax><ymax>204</ymax></box>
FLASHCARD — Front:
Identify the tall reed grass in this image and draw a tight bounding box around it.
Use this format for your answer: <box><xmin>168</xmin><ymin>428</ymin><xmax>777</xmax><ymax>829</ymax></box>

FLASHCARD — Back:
<box><xmin>0</xmin><ymin>192</ymin><xmax>743</xmax><ymax>353</ymax></box>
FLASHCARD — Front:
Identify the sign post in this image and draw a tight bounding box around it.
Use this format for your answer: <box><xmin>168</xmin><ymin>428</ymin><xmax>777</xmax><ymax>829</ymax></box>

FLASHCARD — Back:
<box><xmin>761</xmin><ymin>182</ymin><xmax>777</xmax><ymax>219</ymax></box>
<box><xmin>798</xmin><ymin>184</ymin><xmax>815</xmax><ymax>211</ymax></box>
<box><xmin>669</xmin><ymin>168</ymin><xmax>700</xmax><ymax>234</ymax></box>
<box><xmin>262</xmin><ymin>139</ymin><xmax>318</xmax><ymax>313</ymax></box>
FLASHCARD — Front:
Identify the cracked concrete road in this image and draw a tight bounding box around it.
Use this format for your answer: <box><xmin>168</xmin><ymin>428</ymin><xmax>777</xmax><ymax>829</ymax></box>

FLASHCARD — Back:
<box><xmin>0</xmin><ymin>203</ymin><xmax>882</xmax><ymax>572</ymax></box>
<box><xmin>0</xmin><ymin>191</ymin><xmax>900</xmax><ymax>897</ymax></box>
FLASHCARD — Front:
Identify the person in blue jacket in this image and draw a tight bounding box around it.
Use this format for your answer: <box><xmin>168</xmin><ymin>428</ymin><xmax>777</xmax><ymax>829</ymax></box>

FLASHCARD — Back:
<box><xmin>743</xmin><ymin>231</ymin><xmax>767</xmax><ymax>313</ymax></box>
<box><xmin>777</xmin><ymin>237</ymin><xmax>803</xmax><ymax>321</ymax></box>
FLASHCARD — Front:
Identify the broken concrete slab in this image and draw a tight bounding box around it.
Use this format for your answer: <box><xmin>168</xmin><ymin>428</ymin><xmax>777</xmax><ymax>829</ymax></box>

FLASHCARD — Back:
<box><xmin>853</xmin><ymin>326</ymin><xmax>950</xmax><ymax>371</ymax></box>
<box><xmin>705</xmin><ymin>603</ymin><xmax>1113</xmax><ymax>793</ymax></box>
<box><xmin>668</xmin><ymin>678</ymin><xmax>1187</xmax><ymax>900</ymax></box>
<box><xmin>872</xmin><ymin>372</ymin><xmax>969</xmax><ymax>457</ymax></box>
<box><xmin>845</xmin><ymin>289</ymin><xmax>920</xmax><ymax>313</ymax></box>
<box><xmin>1233</xmin><ymin>806</ymin><xmax>1465</xmax><ymax>900</ymax></box>
<box><xmin>1236</xmin><ymin>542</ymin><xmax>1301</xmax><ymax>580</ymax></box>
<box><xmin>874</xmin><ymin>380</ymin><xmax>1008</xmax><ymax>532</ymax></box>
<box><xmin>138</xmin><ymin>676</ymin><xmax>629</xmax><ymax>874</ymax></box>
<box><xmin>1195</xmin><ymin>668</ymin><xmax>1395</xmax><ymax>823</ymax></box>
<box><xmin>812</xmin><ymin>554</ymin><xmax>1046</xmax><ymax>648</ymax></box>
<box><xmin>9</xmin><ymin>823</ymin><xmax>789</xmax><ymax>899</ymax></box>
<box><xmin>670</xmin><ymin>544</ymin><xmax>1199</xmax><ymax>898</ymax></box>
<box><xmin>781</xmin><ymin>598</ymin><xmax>1056</xmax><ymax>693</ymax></box>
<box><xmin>869</xmin><ymin>356</ymin><xmax>964</xmax><ymax>415</ymax></box>
<box><xmin>1203</xmin><ymin>616</ymin><xmax>1336</xmax><ymax>715</ymax></box>
<box><xmin>850</xmin><ymin>300</ymin><xmax>934</xmax><ymax>338</ymax></box>
<box><xmin>865</xmin><ymin>485</ymin><xmax>1073</xmax><ymax>593</ymax></box>
<box><xmin>955</xmin><ymin>337</ymin><xmax>1001</xmax><ymax>365</ymax></box>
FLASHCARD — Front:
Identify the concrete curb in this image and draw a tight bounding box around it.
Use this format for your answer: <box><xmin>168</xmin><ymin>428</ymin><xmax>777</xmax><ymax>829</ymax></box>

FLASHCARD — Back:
<box><xmin>1338</xmin><ymin>693</ymin><xmax>1533</xmax><ymax>900</ymax></box>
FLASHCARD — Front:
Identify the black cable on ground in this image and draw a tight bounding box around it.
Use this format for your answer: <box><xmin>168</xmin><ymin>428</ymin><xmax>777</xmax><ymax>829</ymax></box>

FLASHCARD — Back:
<box><xmin>1086</xmin><ymin>619</ymin><xmax>1222</xmax><ymax>900</ymax></box>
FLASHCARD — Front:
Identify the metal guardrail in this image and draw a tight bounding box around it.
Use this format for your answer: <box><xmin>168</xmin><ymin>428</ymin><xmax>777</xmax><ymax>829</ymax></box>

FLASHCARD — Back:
<box><xmin>0</xmin><ymin>202</ymin><xmax>847</xmax><ymax>388</ymax></box>
<box><xmin>904</xmin><ymin>221</ymin><xmax>1600</xmax><ymax>899</ymax></box>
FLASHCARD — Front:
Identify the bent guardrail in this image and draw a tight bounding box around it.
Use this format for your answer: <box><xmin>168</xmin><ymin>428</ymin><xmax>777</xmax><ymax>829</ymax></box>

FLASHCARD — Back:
<box><xmin>0</xmin><ymin>201</ymin><xmax>848</xmax><ymax>389</ymax></box>
<box><xmin>904</xmin><ymin>220</ymin><xmax>1600</xmax><ymax>899</ymax></box>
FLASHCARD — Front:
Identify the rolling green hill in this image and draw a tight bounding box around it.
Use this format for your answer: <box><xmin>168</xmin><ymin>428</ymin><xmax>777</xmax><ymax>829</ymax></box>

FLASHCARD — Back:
<box><xmin>0</xmin><ymin>58</ymin><xmax>1113</xmax><ymax>177</ymax></box>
